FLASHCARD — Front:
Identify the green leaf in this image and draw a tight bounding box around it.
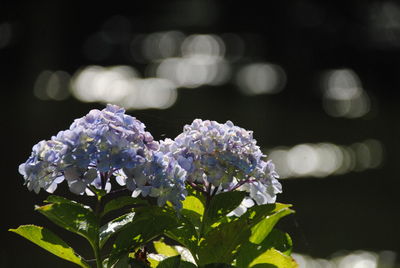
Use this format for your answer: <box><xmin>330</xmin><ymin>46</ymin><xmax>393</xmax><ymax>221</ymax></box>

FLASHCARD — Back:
<box><xmin>157</xmin><ymin>255</ymin><xmax>181</xmax><ymax>268</ymax></box>
<box><xmin>35</xmin><ymin>202</ymin><xmax>99</xmax><ymax>245</ymax></box>
<box><xmin>148</xmin><ymin>256</ymin><xmax>160</xmax><ymax>267</ymax></box>
<box><xmin>101</xmin><ymin>196</ymin><xmax>148</xmax><ymax>218</ymax></box>
<box><xmin>181</xmin><ymin>195</ymin><xmax>205</xmax><ymax>228</ymax></box>
<box><xmin>180</xmin><ymin>261</ymin><xmax>198</xmax><ymax>268</ymax></box>
<box><xmin>110</xmin><ymin>253</ymin><xmax>152</xmax><ymax>268</ymax></box>
<box><xmin>204</xmin><ymin>191</ymin><xmax>246</xmax><ymax>229</ymax></box>
<box><xmin>197</xmin><ymin>218</ymin><xmax>251</xmax><ymax>265</ymax></box>
<box><xmin>258</xmin><ymin>229</ymin><xmax>293</xmax><ymax>256</ymax></box>
<box><xmin>9</xmin><ymin>225</ymin><xmax>89</xmax><ymax>268</ymax></box>
<box><xmin>163</xmin><ymin>195</ymin><xmax>204</xmax><ymax>258</ymax></box>
<box><xmin>197</xmin><ymin>203</ymin><xmax>294</xmax><ymax>266</ymax></box>
<box><xmin>249</xmin><ymin>248</ymin><xmax>298</xmax><ymax>268</ymax></box>
<box><xmin>249</xmin><ymin>204</ymin><xmax>294</xmax><ymax>244</ymax></box>
<box><xmin>165</xmin><ymin>192</ymin><xmax>247</xmax><ymax>265</ymax></box>
<box><xmin>156</xmin><ymin>255</ymin><xmax>197</xmax><ymax>268</ymax></box>
<box><xmin>44</xmin><ymin>195</ymin><xmax>92</xmax><ymax>211</ymax></box>
<box><xmin>235</xmin><ymin>229</ymin><xmax>293</xmax><ymax>267</ymax></box>
<box><xmin>203</xmin><ymin>264</ymin><xmax>235</xmax><ymax>268</ymax></box>
<box><xmin>182</xmin><ymin>195</ymin><xmax>205</xmax><ymax>215</ymax></box>
<box><xmin>165</xmin><ymin>216</ymin><xmax>199</xmax><ymax>261</ymax></box>
<box><xmin>107</xmin><ymin>207</ymin><xmax>178</xmax><ymax>267</ymax></box>
<box><xmin>130</xmin><ymin>259</ymin><xmax>152</xmax><ymax>267</ymax></box>
<box><xmin>244</xmin><ymin>203</ymin><xmax>292</xmax><ymax>222</ymax></box>
<box><xmin>106</xmin><ymin>253</ymin><xmax>130</xmax><ymax>268</ymax></box>
<box><xmin>99</xmin><ymin>211</ymin><xmax>135</xmax><ymax>249</ymax></box>
<box><xmin>153</xmin><ymin>240</ymin><xmax>179</xmax><ymax>257</ymax></box>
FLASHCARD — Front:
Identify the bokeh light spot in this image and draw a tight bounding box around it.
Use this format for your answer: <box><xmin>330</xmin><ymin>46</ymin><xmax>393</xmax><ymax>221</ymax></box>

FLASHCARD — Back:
<box><xmin>34</xmin><ymin>70</ymin><xmax>71</xmax><ymax>101</ymax></box>
<box><xmin>322</xmin><ymin>69</ymin><xmax>371</xmax><ymax>118</ymax></box>
<box><xmin>236</xmin><ymin>63</ymin><xmax>286</xmax><ymax>95</ymax></box>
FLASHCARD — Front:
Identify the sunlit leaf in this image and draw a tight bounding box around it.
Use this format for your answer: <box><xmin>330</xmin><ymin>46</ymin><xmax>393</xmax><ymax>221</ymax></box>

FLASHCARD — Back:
<box><xmin>35</xmin><ymin>202</ymin><xmax>99</xmax><ymax>244</ymax></box>
<box><xmin>99</xmin><ymin>211</ymin><xmax>135</xmax><ymax>248</ymax></box>
<box><xmin>259</xmin><ymin>229</ymin><xmax>293</xmax><ymax>255</ymax></box>
<box><xmin>235</xmin><ymin>229</ymin><xmax>293</xmax><ymax>267</ymax></box>
<box><xmin>249</xmin><ymin>204</ymin><xmax>294</xmax><ymax>244</ymax></box>
<box><xmin>9</xmin><ymin>225</ymin><xmax>89</xmax><ymax>268</ymax></box>
<box><xmin>44</xmin><ymin>195</ymin><xmax>92</xmax><ymax>211</ymax></box>
<box><xmin>182</xmin><ymin>195</ymin><xmax>204</xmax><ymax>215</ymax></box>
<box><xmin>249</xmin><ymin>248</ymin><xmax>298</xmax><ymax>268</ymax></box>
<box><xmin>181</xmin><ymin>195</ymin><xmax>205</xmax><ymax>228</ymax></box>
<box><xmin>148</xmin><ymin>256</ymin><xmax>160</xmax><ymax>267</ymax></box>
<box><xmin>153</xmin><ymin>240</ymin><xmax>179</xmax><ymax>257</ymax></box>
<box><xmin>197</xmin><ymin>203</ymin><xmax>294</xmax><ymax>266</ymax></box>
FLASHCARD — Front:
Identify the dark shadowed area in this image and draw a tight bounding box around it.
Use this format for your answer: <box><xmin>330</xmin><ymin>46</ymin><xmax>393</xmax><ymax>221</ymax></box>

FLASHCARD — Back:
<box><xmin>1</xmin><ymin>1</ymin><xmax>400</xmax><ymax>267</ymax></box>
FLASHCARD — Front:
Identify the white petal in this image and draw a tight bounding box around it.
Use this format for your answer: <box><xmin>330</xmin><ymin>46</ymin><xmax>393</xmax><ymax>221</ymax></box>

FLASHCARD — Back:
<box><xmin>174</xmin><ymin>246</ymin><xmax>196</xmax><ymax>264</ymax></box>
<box><xmin>147</xmin><ymin>253</ymin><xmax>166</xmax><ymax>262</ymax></box>
<box><xmin>227</xmin><ymin>205</ymin><xmax>247</xmax><ymax>217</ymax></box>
<box><xmin>253</xmin><ymin>193</ymin><xmax>268</xmax><ymax>205</ymax></box>
<box><xmin>242</xmin><ymin>197</ymin><xmax>255</xmax><ymax>208</ymax></box>
<box><xmin>132</xmin><ymin>189</ymin><xmax>141</xmax><ymax>198</ymax></box>
<box><xmin>115</xmin><ymin>175</ymin><xmax>126</xmax><ymax>186</ymax></box>
<box><xmin>18</xmin><ymin>163</ymin><xmax>26</xmax><ymax>176</ymax></box>
<box><xmin>45</xmin><ymin>182</ymin><xmax>58</xmax><ymax>193</ymax></box>
<box><xmin>54</xmin><ymin>176</ymin><xmax>65</xmax><ymax>184</ymax></box>
<box><xmin>105</xmin><ymin>182</ymin><xmax>111</xmax><ymax>193</ymax></box>
<box><xmin>85</xmin><ymin>188</ymin><xmax>95</xmax><ymax>196</ymax></box>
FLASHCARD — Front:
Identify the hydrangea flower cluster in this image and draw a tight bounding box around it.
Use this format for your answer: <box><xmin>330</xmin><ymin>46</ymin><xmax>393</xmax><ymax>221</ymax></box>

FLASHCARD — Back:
<box><xmin>18</xmin><ymin>104</ymin><xmax>186</xmax><ymax>208</ymax></box>
<box><xmin>19</xmin><ymin>105</ymin><xmax>282</xmax><ymax>211</ymax></box>
<box><xmin>160</xmin><ymin>119</ymin><xmax>282</xmax><ymax>205</ymax></box>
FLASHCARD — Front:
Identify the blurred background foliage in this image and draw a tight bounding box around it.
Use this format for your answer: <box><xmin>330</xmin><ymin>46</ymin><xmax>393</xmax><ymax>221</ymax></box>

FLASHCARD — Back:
<box><xmin>2</xmin><ymin>0</ymin><xmax>400</xmax><ymax>267</ymax></box>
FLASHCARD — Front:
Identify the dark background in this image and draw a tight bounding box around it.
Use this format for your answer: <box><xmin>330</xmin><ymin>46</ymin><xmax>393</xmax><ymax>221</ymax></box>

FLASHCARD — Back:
<box><xmin>2</xmin><ymin>1</ymin><xmax>400</xmax><ymax>267</ymax></box>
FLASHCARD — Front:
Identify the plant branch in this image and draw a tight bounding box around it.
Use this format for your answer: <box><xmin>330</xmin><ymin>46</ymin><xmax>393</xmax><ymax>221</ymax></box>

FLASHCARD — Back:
<box><xmin>93</xmin><ymin>194</ymin><xmax>103</xmax><ymax>268</ymax></box>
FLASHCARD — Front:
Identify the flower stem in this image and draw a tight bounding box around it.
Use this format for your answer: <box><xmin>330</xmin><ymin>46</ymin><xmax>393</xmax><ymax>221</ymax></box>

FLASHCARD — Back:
<box><xmin>199</xmin><ymin>185</ymin><xmax>212</xmax><ymax>239</ymax></box>
<box><xmin>93</xmin><ymin>194</ymin><xmax>103</xmax><ymax>268</ymax></box>
<box><xmin>95</xmin><ymin>194</ymin><xmax>102</xmax><ymax>215</ymax></box>
<box><xmin>92</xmin><ymin>242</ymin><xmax>102</xmax><ymax>268</ymax></box>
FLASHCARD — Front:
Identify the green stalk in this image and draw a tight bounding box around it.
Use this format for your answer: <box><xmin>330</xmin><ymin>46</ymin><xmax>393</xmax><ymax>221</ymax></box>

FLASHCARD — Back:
<box><xmin>193</xmin><ymin>186</ymin><xmax>212</xmax><ymax>266</ymax></box>
<box><xmin>94</xmin><ymin>247</ymin><xmax>102</xmax><ymax>268</ymax></box>
<box><xmin>199</xmin><ymin>184</ymin><xmax>212</xmax><ymax>240</ymax></box>
<box><xmin>93</xmin><ymin>193</ymin><xmax>103</xmax><ymax>268</ymax></box>
<box><xmin>89</xmin><ymin>240</ymin><xmax>102</xmax><ymax>268</ymax></box>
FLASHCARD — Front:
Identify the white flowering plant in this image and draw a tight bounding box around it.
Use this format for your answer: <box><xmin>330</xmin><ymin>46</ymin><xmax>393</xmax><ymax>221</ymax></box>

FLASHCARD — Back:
<box><xmin>10</xmin><ymin>105</ymin><xmax>297</xmax><ymax>268</ymax></box>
